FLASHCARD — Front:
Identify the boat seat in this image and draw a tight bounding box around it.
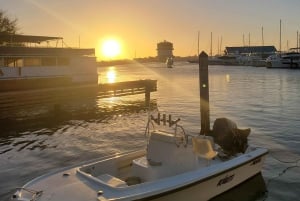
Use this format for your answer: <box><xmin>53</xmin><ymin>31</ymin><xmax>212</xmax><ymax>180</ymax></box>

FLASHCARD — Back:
<box><xmin>97</xmin><ymin>174</ymin><xmax>128</xmax><ymax>188</ymax></box>
<box><xmin>192</xmin><ymin>137</ymin><xmax>218</xmax><ymax>161</ymax></box>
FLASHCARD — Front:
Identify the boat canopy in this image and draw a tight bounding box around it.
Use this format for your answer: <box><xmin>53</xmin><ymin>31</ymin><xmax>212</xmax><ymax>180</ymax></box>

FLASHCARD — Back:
<box><xmin>0</xmin><ymin>46</ymin><xmax>95</xmax><ymax>56</ymax></box>
<box><xmin>0</xmin><ymin>34</ymin><xmax>62</xmax><ymax>44</ymax></box>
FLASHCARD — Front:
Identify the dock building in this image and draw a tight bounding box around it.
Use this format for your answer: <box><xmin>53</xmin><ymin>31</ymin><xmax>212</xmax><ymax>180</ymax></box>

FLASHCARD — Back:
<box><xmin>225</xmin><ymin>46</ymin><xmax>277</xmax><ymax>58</ymax></box>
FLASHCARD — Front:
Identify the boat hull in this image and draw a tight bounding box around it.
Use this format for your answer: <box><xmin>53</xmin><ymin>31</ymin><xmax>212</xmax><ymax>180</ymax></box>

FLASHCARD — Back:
<box><xmin>139</xmin><ymin>153</ymin><xmax>267</xmax><ymax>201</ymax></box>
<box><xmin>12</xmin><ymin>147</ymin><xmax>268</xmax><ymax>201</ymax></box>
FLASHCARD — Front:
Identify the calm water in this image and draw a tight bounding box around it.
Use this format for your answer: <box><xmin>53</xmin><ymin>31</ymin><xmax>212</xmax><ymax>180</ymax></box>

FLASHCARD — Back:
<box><xmin>1</xmin><ymin>62</ymin><xmax>300</xmax><ymax>201</ymax></box>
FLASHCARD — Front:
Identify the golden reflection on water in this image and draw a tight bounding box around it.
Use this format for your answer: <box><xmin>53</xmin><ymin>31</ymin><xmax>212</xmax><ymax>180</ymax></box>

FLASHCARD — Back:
<box><xmin>226</xmin><ymin>74</ymin><xmax>230</xmax><ymax>82</ymax></box>
<box><xmin>106</xmin><ymin>67</ymin><xmax>117</xmax><ymax>83</ymax></box>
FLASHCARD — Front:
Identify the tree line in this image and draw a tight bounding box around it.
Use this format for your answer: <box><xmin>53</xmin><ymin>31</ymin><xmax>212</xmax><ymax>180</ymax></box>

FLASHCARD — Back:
<box><xmin>0</xmin><ymin>10</ymin><xmax>18</xmax><ymax>34</ymax></box>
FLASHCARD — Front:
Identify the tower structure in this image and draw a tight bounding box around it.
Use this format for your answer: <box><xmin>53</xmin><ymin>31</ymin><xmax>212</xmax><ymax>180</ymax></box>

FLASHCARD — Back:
<box><xmin>156</xmin><ymin>40</ymin><xmax>173</xmax><ymax>62</ymax></box>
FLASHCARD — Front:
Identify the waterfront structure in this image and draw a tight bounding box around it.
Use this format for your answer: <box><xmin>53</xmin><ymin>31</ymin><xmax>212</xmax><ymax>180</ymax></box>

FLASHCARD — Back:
<box><xmin>157</xmin><ymin>40</ymin><xmax>173</xmax><ymax>62</ymax></box>
<box><xmin>0</xmin><ymin>34</ymin><xmax>97</xmax><ymax>92</ymax></box>
<box><xmin>225</xmin><ymin>46</ymin><xmax>276</xmax><ymax>58</ymax></box>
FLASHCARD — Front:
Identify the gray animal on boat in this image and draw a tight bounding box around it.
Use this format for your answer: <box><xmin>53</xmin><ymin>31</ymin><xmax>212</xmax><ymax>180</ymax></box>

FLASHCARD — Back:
<box><xmin>211</xmin><ymin>118</ymin><xmax>251</xmax><ymax>156</ymax></box>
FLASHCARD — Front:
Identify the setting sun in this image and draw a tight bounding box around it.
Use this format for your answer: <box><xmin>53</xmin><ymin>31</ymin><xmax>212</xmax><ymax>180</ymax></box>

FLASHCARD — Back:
<box><xmin>101</xmin><ymin>39</ymin><xmax>121</xmax><ymax>59</ymax></box>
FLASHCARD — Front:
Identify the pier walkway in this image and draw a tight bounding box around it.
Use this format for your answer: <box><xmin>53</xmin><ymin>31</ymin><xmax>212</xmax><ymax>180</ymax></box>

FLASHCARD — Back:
<box><xmin>0</xmin><ymin>79</ymin><xmax>157</xmax><ymax>118</ymax></box>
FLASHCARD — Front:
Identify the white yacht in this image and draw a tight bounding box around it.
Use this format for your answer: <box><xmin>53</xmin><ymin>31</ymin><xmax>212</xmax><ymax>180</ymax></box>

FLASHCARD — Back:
<box><xmin>166</xmin><ymin>57</ymin><xmax>174</xmax><ymax>68</ymax></box>
<box><xmin>266</xmin><ymin>50</ymin><xmax>300</xmax><ymax>68</ymax></box>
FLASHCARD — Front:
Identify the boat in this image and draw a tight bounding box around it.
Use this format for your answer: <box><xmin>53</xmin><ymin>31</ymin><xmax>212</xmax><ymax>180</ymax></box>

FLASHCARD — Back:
<box><xmin>0</xmin><ymin>34</ymin><xmax>98</xmax><ymax>92</ymax></box>
<box><xmin>266</xmin><ymin>49</ymin><xmax>300</xmax><ymax>68</ymax></box>
<box><xmin>11</xmin><ymin>114</ymin><xmax>268</xmax><ymax>201</ymax></box>
<box><xmin>166</xmin><ymin>57</ymin><xmax>173</xmax><ymax>68</ymax></box>
<box><xmin>11</xmin><ymin>53</ymin><xmax>268</xmax><ymax>201</ymax></box>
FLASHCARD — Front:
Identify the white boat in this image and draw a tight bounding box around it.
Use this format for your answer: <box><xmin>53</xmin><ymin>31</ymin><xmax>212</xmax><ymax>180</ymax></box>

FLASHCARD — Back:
<box><xmin>0</xmin><ymin>34</ymin><xmax>98</xmax><ymax>92</ymax></box>
<box><xmin>166</xmin><ymin>57</ymin><xmax>173</xmax><ymax>68</ymax></box>
<box><xmin>11</xmin><ymin>114</ymin><xmax>268</xmax><ymax>201</ymax></box>
<box><xmin>266</xmin><ymin>50</ymin><xmax>300</xmax><ymax>68</ymax></box>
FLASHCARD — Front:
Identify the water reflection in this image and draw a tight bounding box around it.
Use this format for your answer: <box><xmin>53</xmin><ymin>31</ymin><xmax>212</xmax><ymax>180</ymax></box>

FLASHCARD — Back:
<box><xmin>106</xmin><ymin>66</ymin><xmax>117</xmax><ymax>83</ymax></box>
<box><xmin>0</xmin><ymin>99</ymin><xmax>157</xmax><ymax>153</ymax></box>
<box><xmin>226</xmin><ymin>74</ymin><xmax>230</xmax><ymax>83</ymax></box>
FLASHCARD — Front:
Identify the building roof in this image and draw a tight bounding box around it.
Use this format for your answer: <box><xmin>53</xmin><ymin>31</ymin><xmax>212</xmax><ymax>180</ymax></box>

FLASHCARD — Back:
<box><xmin>0</xmin><ymin>46</ymin><xmax>94</xmax><ymax>56</ymax></box>
<box><xmin>225</xmin><ymin>46</ymin><xmax>277</xmax><ymax>54</ymax></box>
<box><xmin>0</xmin><ymin>34</ymin><xmax>62</xmax><ymax>44</ymax></box>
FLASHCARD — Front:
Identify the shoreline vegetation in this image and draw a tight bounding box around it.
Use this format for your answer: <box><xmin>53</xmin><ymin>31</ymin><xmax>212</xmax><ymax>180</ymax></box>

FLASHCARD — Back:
<box><xmin>97</xmin><ymin>56</ymin><xmax>197</xmax><ymax>67</ymax></box>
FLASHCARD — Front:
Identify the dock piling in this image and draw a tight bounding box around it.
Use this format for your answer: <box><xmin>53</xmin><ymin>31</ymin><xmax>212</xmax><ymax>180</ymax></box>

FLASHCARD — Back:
<box><xmin>199</xmin><ymin>51</ymin><xmax>210</xmax><ymax>135</ymax></box>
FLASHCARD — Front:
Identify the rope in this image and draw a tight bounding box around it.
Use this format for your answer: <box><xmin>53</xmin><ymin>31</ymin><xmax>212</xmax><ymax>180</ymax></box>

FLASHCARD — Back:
<box><xmin>260</xmin><ymin>150</ymin><xmax>300</xmax><ymax>201</ymax></box>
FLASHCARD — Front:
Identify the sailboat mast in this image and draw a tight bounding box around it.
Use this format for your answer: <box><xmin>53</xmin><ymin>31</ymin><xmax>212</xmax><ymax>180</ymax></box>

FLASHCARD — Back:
<box><xmin>262</xmin><ymin>26</ymin><xmax>264</xmax><ymax>47</ymax></box>
<box><xmin>297</xmin><ymin>31</ymin><xmax>299</xmax><ymax>52</ymax></box>
<box><xmin>220</xmin><ymin>36</ymin><xmax>223</xmax><ymax>55</ymax></box>
<box><xmin>210</xmin><ymin>32</ymin><xmax>212</xmax><ymax>57</ymax></box>
<box><xmin>197</xmin><ymin>31</ymin><xmax>200</xmax><ymax>55</ymax></box>
<box><xmin>248</xmin><ymin>33</ymin><xmax>251</xmax><ymax>47</ymax></box>
<box><xmin>280</xmin><ymin>19</ymin><xmax>282</xmax><ymax>52</ymax></box>
<box><xmin>261</xmin><ymin>27</ymin><xmax>264</xmax><ymax>58</ymax></box>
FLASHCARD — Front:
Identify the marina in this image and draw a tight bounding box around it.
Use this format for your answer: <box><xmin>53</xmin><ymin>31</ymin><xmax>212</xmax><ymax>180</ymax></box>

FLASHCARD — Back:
<box><xmin>10</xmin><ymin>53</ymin><xmax>268</xmax><ymax>201</ymax></box>
<box><xmin>1</xmin><ymin>62</ymin><xmax>300</xmax><ymax>201</ymax></box>
<box><xmin>1</xmin><ymin>1</ymin><xmax>300</xmax><ymax>200</ymax></box>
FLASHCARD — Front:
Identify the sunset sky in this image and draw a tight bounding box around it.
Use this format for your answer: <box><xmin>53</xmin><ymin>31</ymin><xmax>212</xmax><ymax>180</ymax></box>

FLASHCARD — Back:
<box><xmin>2</xmin><ymin>0</ymin><xmax>300</xmax><ymax>60</ymax></box>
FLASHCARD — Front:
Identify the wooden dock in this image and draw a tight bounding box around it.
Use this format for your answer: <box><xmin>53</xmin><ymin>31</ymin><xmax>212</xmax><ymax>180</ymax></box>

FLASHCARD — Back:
<box><xmin>0</xmin><ymin>79</ymin><xmax>157</xmax><ymax>118</ymax></box>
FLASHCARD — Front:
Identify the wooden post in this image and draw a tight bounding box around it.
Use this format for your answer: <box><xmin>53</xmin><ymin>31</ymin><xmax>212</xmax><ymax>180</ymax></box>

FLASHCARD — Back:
<box><xmin>199</xmin><ymin>51</ymin><xmax>210</xmax><ymax>135</ymax></box>
<box><xmin>145</xmin><ymin>81</ymin><xmax>151</xmax><ymax>106</ymax></box>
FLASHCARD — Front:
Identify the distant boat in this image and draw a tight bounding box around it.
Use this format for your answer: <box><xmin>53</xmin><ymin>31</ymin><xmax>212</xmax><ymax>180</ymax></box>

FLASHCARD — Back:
<box><xmin>266</xmin><ymin>49</ymin><xmax>300</xmax><ymax>68</ymax></box>
<box><xmin>166</xmin><ymin>57</ymin><xmax>174</xmax><ymax>68</ymax></box>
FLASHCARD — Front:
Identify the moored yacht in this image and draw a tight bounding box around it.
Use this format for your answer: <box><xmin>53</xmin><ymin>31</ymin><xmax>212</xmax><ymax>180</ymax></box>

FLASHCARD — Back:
<box><xmin>266</xmin><ymin>50</ymin><xmax>300</xmax><ymax>68</ymax></box>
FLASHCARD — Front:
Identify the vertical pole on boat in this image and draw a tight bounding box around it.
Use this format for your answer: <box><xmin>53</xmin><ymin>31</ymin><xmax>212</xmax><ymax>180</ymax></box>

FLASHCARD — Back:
<box><xmin>145</xmin><ymin>86</ymin><xmax>151</xmax><ymax>107</ymax></box>
<box><xmin>199</xmin><ymin>51</ymin><xmax>210</xmax><ymax>135</ymax></box>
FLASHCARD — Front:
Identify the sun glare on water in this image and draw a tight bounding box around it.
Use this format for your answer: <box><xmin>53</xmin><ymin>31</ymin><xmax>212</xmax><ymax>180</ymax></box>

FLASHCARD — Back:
<box><xmin>101</xmin><ymin>39</ymin><xmax>121</xmax><ymax>59</ymax></box>
<box><xmin>106</xmin><ymin>68</ymin><xmax>116</xmax><ymax>83</ymax></box>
